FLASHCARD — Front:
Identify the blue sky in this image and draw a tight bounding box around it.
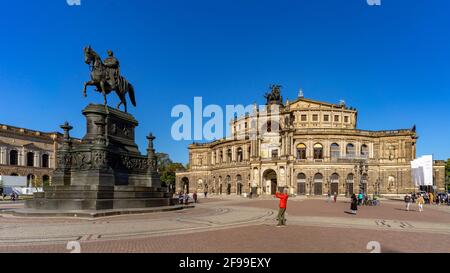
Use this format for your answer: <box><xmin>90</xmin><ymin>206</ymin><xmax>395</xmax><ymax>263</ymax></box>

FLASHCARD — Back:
<box><xmin>0</xmin><ymin>0</ymin><xmax>449</xmax><ymax>164</ymax></box>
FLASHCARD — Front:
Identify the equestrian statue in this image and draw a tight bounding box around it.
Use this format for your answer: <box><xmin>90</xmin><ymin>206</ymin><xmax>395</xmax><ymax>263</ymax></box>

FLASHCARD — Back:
<box><xmin>83</xmin><ymin>46</ymin><xmax>136</xmax><ymax>112</ymax></box>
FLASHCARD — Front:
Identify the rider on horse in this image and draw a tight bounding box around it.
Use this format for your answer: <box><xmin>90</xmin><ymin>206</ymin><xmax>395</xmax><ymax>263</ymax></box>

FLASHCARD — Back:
<box><xmin>104</xmin><ymin>50</ymin><xmax>120</xmax><ymax>90</ymax></box>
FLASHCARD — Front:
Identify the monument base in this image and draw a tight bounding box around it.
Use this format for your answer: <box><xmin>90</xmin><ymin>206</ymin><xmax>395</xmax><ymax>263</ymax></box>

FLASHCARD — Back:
<box><xmin>25</xmin><ymin>185</ymin><xmax>178</xmax><ymax>210</ymax></box>
<box><xmin>25</xmin><ymin>104</ymin><xmax>178</xmax><ymax>212</ymax></box>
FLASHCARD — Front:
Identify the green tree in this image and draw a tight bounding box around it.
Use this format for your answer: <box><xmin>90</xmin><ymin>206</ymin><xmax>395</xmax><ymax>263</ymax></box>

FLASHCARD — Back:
<box><xmin>156</xmin><ymin>153</ymin><xmax>172</xmax><ymax>172</ymax></box>
<box><xmin>155</xmin><ymin>153</ymin><xmax>186</xmax><ymax>192</ymax></box>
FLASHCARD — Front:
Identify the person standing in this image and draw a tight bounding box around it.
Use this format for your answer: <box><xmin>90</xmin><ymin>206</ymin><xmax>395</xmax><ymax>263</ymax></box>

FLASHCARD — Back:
<box><xmin>333</xmin><ymin>192</ymin><xmax>338</xmax><ymax>203</ymax></box>
<box><xmin>184</xmin><ymin>192</ymin><xmax>189</xmax><ymax>205</ymax></box>
<box><xmin>327</xmin><ymin>192</ymin><xmax>331</xmax><ymax>203</ymax></box>
<box><xmin>204</xmin><ymin>189</ymin><xmax>208</xmax><ymax>198</ymax></box>
<box><xmin>275</xmin><ymin>188</ymin><xmax>289</xmax><ymax>227</ymax></box>
<box><xmin>193</xmin><ymin>191</ymin><xmax>198</xmax><ymax>204</ymax></box>
<box><xmin>417</xmin><ymin>194</ymin><xmax>425</xmax><ymax>212</ymax></box>
<box><xmin>404</xmin><ymin>194</ymin><xmax>412</xmax><ymax>211</ymax></box>
<box><xmin>350</xmin><ymin>194</ymin><xmax>358</xmax><ymax>215</ymax></box>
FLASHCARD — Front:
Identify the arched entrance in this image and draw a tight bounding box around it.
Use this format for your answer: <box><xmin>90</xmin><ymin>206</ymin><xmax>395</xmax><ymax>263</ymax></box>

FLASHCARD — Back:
<box><xmin>27</xmin><ymin>174</ymin><xmax>35</xmax><ymax>188</ymax></box>
<box><xmin>263</xmin><ymin>169</ymin><xmax>277</xmax><ymax>195</ymax></box>
<box><xmin>330</xmin><ymin>173</ymin><xmax>339</xmax><ymax>195</ymax></box>
<box><xmin>181</xmin><ymin>177</ymin><xmax>189</xmax><ymax>194</ymax></box>
<box><xmin>314</xmin><ymin>173</ymin><xmax>323</xmax><ymax>196</ymax></box>
<box><xmin>346</xmin><ymin>174</ymin><xmax>354</xmax><ymax>197</ymax></box>
<box><xmin>236</xmin><ymin>175</ymin><xmax>243</xmax><ymax>195</ymax></box>
<box><xmin>360</xmin><ymin>173</ymin><xmax>368</xmax><ymax>194</ymax></box>
<box><xmin>226</xmin><ymin>175</ymin><xmax>231</xmax><ymax>195</ymax></box>
<box><xmin>297</xmin><ymin>173</ymin><xmax>306</xmax><ymax>195</ymax></box>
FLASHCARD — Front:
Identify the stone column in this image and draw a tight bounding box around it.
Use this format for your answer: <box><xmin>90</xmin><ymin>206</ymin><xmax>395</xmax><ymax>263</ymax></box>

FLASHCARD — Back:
<box><xmin>52</xmin><ymin>122</ymin><xmax>74</xmax><ymax>186</ymax></box>
<box><xmin>34</xmin><ymin>152</ymin><xmax>40</xmax><ymax>168</ymax></box>
<box><xmin>0</xmin><ymin>147</ymin><xmax>5</xmax><ymax>165</ymax></box>
<box><xmin>147</xmin><ymin>133</ymin><xmax>162</xmax><ymax>188</ymax></box>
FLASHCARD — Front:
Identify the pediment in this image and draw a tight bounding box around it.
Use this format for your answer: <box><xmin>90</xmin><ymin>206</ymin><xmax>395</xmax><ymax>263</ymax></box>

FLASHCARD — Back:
<box><xmin>22</xmin><ymin>143</ymin><xmax>46</xmax><ymax>151</ymax></box>
<box><xmin>288</xmin><ymin>98</ymin><xmax>340</xmax><ymax>110</ymax></box>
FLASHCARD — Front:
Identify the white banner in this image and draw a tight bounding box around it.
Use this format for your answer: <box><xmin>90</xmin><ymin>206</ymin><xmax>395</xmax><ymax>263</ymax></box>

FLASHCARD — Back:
<box><xmin>411</xmin><ymin>155</ymin><xmax>433</xmax><ymax>187</ymax></box>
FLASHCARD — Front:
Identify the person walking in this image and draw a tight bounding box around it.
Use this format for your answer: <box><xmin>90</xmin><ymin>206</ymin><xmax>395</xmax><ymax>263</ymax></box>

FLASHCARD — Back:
<box><xmin>357</xmin><ymin>193</ymin><xmax>363</xmax><ymax>206</ymax></box>
<box><xmin>193</xmin><ymin>191</ymin><xmax>198</xmax><ymax>204</ymax></box>
<box><xmin>417</xmin><ymin>194</ymin><xmax>425</xmax><ymax>212</ymax></box>
<box><xmin>275</xmin><ymin>188</ymin><xmax>289</xmax><ymax>227</ymax></box>
<box><xmin>204</xmin><ymin>189</ymin><xmax>208</xmax><ymax>198</ymax></box>
<box><xmin>333</xmin><ymin>192</ymin><xmax>338</xmax><ymax>203</ymax></box>
<box><xmin>327</xmin><ymin>192</ymin><xmax>331</xmax><ymax>203</ymax></box>
<box><xmin>404</xmin><ymin>194</ymin><xmax>412</xmax><ymax>211</ymax></box>
<box><xmin>350</xmin><ymin>193</ymin><xmax>358</xmax><ymax>215</ymax></box>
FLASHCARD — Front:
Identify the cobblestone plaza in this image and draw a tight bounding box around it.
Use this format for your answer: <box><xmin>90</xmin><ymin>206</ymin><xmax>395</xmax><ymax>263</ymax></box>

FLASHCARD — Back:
<box><xmin>1</xmin><ymin>196</ymin><xmax>450</xmax><ymax>253</ymax></box>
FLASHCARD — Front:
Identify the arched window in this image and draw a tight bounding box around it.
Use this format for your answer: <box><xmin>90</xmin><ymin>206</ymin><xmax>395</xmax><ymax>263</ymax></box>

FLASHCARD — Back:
<box><xmin>330</xmin><ymin>143</ymin><xmax>340</xmax><ymax>160</ymax></box>
<box><xmin>313</xmin><ymin>143</ymin><xmax>323</xmax><ymax>159</ymax></box>
<box><xmin>296</xmin><ymin>144</ymin><xmax>307</xmax><ymax>160</ymax></box>
<box><xmin>297</xmin><ymin>173</ymin><xmax>306</xmax><ymax>183</ymax></box>
<box><xmin>346</xmin><ymin>144</ymin><xmax>355</xmax><ymax>158</ymax></box>
<box><xmin>27</xmin><ymin>152</ymin><xmax>34</xmax><ymax>167</ymax></box>
<box><xmin>331</xmin><ymin>173</ymin><xmax>339</xmax><ymax>183</ymax></box>
<box><xmin>314</xmin><ymin>173</ymin><xmax>323</xmax><ymax>182</ymax></box>
<box><xmin>43</xmin><ymin>175</ymin><xmax>50</xmax><ymax>186</ymax></box>
<box><xmin>237</xmin><ymin>147</ymin><xmax>243</xmax><ymax>162</ymax></box>
<box><xmin>227</xmin><ymin>149</ymin><xmax>232</xmax><ymax>163</ymax></box>
<box><xmin>42</xmin><ymin>154</ymin><xmax>49</xmax><ymax>168</ymax></box>
<box><xmin>9</xmin><ymin>150</ymin><xmax>18</xmax><ymax>166</ymax></box>
<box><xmin>346</xmin><ymin>174</ymin><xmax>354</xmax><ymax>183</ymax></box>
<box><xmin>361</xmin><ymin>144</ymin><xmax>369</xmax><ymax>158</ymax></box>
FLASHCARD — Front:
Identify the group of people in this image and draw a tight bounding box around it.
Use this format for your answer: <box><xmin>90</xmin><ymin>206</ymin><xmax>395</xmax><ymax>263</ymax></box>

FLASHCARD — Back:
<box><xmin>349</xmin><ymin>193</ymin><xmax>379</xmax><ymax>214</ymax></box>
<box><xmin>177</xmin><ymin>191</ymin><xmax>199</xmax><ymax>205</ymax></box>
<box><xmin>326</xmin><ymin>192</ymin><xmax>338</xmax><ymax>203</ymax></box>
<box><xmin>1</xmin><ymin>192</ymin><xmax>19</xmax><ymax>201</ymax></box>
<box><xmin>404</xmin><ymin>192</ymin><xmax>449</xmax><ymax>212</ymax></box>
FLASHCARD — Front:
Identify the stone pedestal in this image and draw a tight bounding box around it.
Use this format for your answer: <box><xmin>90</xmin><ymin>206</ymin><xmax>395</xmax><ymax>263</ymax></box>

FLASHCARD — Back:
<box><xmin>26</xmin><ymin>104</ymin><xmax>177</xmax><ymax>211</ymax></box>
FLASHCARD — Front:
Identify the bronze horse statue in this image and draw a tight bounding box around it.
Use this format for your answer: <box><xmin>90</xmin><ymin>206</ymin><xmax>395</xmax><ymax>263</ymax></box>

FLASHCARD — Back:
<box><xmin>83</xmin><ymin>46</ymin><xmax>136</xmax><ymax>112</ymax></box>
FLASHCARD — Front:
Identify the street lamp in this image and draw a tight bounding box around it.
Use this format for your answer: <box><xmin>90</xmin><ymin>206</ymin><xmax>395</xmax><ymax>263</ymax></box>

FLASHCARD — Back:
<box><xmin>354</xmin><ymin>160</ymin><xmax>369</xmax><ymax>195</ymax></box>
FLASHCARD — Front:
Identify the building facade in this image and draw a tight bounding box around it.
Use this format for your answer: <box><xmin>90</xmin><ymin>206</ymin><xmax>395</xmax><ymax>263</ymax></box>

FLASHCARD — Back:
<box><xmin>176</xmin><ymin>88</ymin><xmax>446</xmax><ymax>196</ymax></box>
<box><xmin>0</xmin><ymin>124</ymin><xmax>63</xmax><ymax>187</ymax></box>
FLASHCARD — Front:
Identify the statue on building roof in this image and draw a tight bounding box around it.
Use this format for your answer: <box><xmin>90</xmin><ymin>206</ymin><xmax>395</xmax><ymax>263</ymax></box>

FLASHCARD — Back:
<box><xmin>264</xmin><ymin>84</ymin><xmax>283</xmax><ymax>105</ymax></box>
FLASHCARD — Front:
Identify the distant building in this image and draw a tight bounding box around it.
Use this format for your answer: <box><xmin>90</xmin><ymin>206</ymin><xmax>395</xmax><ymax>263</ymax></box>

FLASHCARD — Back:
<box><xmin>0</xmin><ymin>124</ymin><xmax>63</xmax><ymax>187</ymax></box>
<box><xmin>176</xmin><ymin>89</ymin><xmax>446</xmax><ymax>196</ymax></box>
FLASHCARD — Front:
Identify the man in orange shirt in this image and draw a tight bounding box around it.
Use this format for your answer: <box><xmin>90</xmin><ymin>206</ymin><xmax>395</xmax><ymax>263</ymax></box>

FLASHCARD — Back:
<box><xmin>275</xmin><ymin>188</ymin><xmax>289</xmax><ymax>227</ymax></box>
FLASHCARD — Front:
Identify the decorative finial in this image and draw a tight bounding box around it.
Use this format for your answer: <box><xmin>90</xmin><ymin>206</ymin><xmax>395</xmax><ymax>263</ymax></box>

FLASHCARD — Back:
<box><xmin>60</xmin><ymin>121</ymin><xmax>73</xmax><ymax>142</ymax></box>
<box><xmin>147</xmin><ymin>133</ymin><xmax>157</xmax><ymax>172</ymax></box>
<box><xmin>298</xmin><ymin>88</ymin><xmax>304</xmax><ymax>98</ymax></box>
<box><xmin>147</xmin><ymin>133</ymin><xmax>156</xmax><ymax>149</ymax></box>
